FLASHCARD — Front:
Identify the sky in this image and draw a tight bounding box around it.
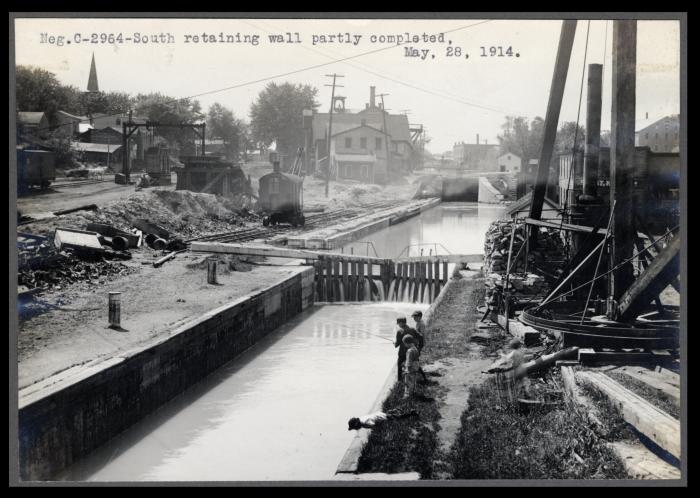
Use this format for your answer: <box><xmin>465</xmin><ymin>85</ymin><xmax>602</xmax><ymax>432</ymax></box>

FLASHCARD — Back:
<box><xmin>14</xmin><ymin>17</ymin><xmax>681</xmax><ymax>154</ymax></box>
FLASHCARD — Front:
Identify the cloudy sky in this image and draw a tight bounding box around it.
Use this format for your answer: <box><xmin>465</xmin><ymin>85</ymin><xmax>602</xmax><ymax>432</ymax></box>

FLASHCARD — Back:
<box><xmin>14</xmin><ymin>17</ymin><xmax>681</xmax><ymax>153</ymax></box>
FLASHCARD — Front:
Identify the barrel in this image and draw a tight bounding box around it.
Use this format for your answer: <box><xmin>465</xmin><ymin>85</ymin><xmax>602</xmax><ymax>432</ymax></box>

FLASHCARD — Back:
<box><xmin>152</xmin><ymin>238</ymin><xmax>167</xmax><ymax>250</ymax></box>
<box><xmin>108</xmin><ymin>292</ymin><xmax>121</xmax><ymax>328</ymax></box>
<box><xmin>112</xmin><ymin>236</ymin><xmax>129</xmax><ymax>251</ymax></box>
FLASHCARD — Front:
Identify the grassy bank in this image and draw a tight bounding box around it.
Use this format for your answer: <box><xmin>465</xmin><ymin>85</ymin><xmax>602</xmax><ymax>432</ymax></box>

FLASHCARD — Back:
<box><xmin>356</xmin><ymin>275</ymin><xmax>492</xmax><ymax>478</ymax></box>
<box><xmin>449</xmin><ymin>376</ymin><xmax>630</xmax><ymax>479</ymax></box>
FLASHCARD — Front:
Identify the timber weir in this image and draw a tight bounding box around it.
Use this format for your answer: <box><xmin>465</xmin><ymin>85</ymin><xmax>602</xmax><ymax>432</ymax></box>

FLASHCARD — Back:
<box><xmin>312</xmin><ymin>256</ymin><xmax>453</xmax><ymax>303</ymax></box>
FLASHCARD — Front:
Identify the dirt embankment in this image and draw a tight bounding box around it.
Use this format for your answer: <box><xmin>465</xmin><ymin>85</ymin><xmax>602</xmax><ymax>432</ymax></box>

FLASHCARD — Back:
<box><xmin>356</xmin><ymin>272</ymin><xmax>631</xmax><ymax>480</ymax></box>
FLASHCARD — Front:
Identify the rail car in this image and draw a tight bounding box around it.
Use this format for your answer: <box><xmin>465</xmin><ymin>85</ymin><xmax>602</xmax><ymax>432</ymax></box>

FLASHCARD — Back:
<box><xmin>258</xmin><ymin>160</ymin><xmax>305</xmax><ymax>227</ymax></box>
<box><xmin>17</xmin><ymin>148</ymin><xmax>56</xmax><ymax>193</ymax></box>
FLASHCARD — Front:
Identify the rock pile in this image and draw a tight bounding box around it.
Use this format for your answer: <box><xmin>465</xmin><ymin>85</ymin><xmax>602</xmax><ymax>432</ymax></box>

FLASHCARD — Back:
<box><xmin>483</xmin><ymin>220</ymin><xmax>566</xmax><ymax>282</ymax></box>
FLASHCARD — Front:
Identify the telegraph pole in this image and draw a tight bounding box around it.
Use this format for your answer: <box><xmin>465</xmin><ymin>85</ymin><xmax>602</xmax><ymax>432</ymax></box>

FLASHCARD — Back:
<box><xmin>324</xmin><ymin>73</ymin><xmax>344</xmax><ymax>197</ymax></box>
<box><xmin>378</xmin><ymin>93</ymin><xmax>392</xmax><ymax>176</ymax></box>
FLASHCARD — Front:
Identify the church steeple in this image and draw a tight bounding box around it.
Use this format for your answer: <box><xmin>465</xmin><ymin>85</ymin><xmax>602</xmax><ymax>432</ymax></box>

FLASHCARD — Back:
<box><xmin>87</xmin><ymin>53</ymin><xmax>99</xmax><ymax>93</ymax></box>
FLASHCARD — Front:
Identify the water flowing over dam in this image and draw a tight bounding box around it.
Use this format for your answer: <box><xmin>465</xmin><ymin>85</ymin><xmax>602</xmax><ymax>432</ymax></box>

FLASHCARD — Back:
<box><xmin>319</xmin><ymin>203</ymin><xmax>506</xmax><ymax>304</ymax></box>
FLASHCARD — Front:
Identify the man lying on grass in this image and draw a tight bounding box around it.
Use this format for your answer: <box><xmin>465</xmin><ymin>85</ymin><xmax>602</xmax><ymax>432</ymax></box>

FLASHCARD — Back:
<box><xmin>347</xmin><ymin>408</ymin><xmax>419</xmax><ymax>430</ymax></box>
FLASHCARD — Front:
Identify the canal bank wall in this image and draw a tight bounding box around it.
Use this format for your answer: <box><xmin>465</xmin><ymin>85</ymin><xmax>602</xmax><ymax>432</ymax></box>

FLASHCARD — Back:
<box><xmin>285</xmin><ymin>198</ymin><xmax>441</xmax><ymax>250</ymax></box>
<box><xmin>18</xmin><ymin>266</ymin><xmax>315</xmax><ymax>481</ymax></box>
<box><xmin>335</xmin><ymin>269</ymin><xmax>461</xmax><ymax>475</ymax></box>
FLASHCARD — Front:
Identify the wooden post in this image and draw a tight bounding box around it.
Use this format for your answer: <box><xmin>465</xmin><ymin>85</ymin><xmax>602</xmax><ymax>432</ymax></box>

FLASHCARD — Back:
<box><xmin>333</xmin><ymin>258</ymin><xmax>340</xmax><ymax>302</ymax></box>
<box><xmin>358</xmin><ymin>260</ymin><xmax>365</xmax><ymax>301</ymax></box>
<box><xmin>434</xmin><ymin>261</ymin><xmax>440</xmax><ymax>291</ymax></box>
<box><xmin>326</xmin><ymin>258</ymin><xmax>333</xmax><ymax>302</ymax></box>
<box><xmin>395</xmin><ymin>263</ymin><xmax>403</xmax><ymax>301</ymax></box>
<box><xmin>609</xmin><ymin>20</ymin><xmax>637</xmax><ymax>302</ymax></box>
<box><xmin>427</xmin><ymin>260</ymin><xmax>434</xmax><ymax>302</ymax></box>
<box><xmin>529</xmin><ymin>20</ymin><xmax>578</xmax><ymax>222</ymax></box>
<box><xmin>108</xmin><ymin>292</ymin><xmax>121</xmax><ymax>328</ymax></box>
<box><xmin>342</xmin><ymin>259</ymin><xmax>349</xmax><ymax>301</ymax></box>
<box><xmin>442</xmin><ymin>262</ymin><xmax>449</xmax><ymax>284</ymax></box>
<box><xmin>315</xmin><ymin>261</ymin><xmax>323</xmax><ymax>301</ymax></box>
<box><xmin>352</xmin><ymin>261</ymin><xmax>359</xmax><ymax>301</ymax></box>
<box><xmin>207</xmin><ymin>260</ymin><xmax>218</xmax><ymax>285</ymax></box>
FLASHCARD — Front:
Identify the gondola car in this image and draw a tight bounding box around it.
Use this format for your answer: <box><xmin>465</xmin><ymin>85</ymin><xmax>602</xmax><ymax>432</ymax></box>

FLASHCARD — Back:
<box><xmin>258</xmin><ymin>159</ymin><xmax>305</xmax><ymax>227</ymax></box>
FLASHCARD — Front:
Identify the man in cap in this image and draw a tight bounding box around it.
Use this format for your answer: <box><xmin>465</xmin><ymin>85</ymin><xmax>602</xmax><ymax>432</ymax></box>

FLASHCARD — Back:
<box><xmin>411</xmin><ymin>311</ymin><xmax>428</xmax><ymax>382</ymax></box>
<box><xmin>394</xmin><ymin>317</ymin><xmax>415</xmax><ymax>382</ymax></box>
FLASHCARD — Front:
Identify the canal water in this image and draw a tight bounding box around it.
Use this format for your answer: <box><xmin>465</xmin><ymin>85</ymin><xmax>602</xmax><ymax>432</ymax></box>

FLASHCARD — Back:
<box><xmin>340</xmin><ymin>203</ymin><xmax>505</xmax><ymax>258</ymax></box>
<box><xmin>60</xmin><ymin>303</ymin><xmax>427</xmax><ymax>482</ymax></box>
<box><xmin>59</xmin><ymin>202</ymin><xmax>503</xmax><ymax>482</ymax></box>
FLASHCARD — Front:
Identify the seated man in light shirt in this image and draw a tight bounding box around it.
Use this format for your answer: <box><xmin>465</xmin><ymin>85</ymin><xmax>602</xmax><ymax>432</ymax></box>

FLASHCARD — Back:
<box><xmin>347</xmin><ymin>407</ymin><xmax>418</xmax><ymax>430</ymax></box>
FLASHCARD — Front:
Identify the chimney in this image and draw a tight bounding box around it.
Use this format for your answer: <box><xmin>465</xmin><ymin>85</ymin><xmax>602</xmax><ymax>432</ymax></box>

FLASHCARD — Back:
<box><xmin>484</xmin><ymin>139</ymin><xmax>488</xmax><ymax>145</ymax></box>
<box><xmin>370</xmin><ymin>86</ymin><xmax>376</xmax><ymax>108</ymax></box>
<box><xmin>273</xmin><ymin>160</ymin><xmax>280</xmax><ymax>173</ymax></box>
<box><xmin>476</xmin><ymin>134</ymin><xmax>480</xmax><ymax>145</ymax></box>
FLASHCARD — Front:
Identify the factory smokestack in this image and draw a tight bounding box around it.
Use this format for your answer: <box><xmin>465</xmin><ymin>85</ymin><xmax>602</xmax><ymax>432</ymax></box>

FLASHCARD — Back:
<box><xmin>476</xmin><ymin>134</ymin><xmax>480</xmax><ymax>145</ymax></box>
<box><xmin>370</xmin><ymin>86</ymin><xmax>376</xmax><ymax>108</ymax></box>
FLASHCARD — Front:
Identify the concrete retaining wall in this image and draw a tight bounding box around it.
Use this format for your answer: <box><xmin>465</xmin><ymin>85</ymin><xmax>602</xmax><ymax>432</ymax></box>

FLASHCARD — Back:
<box><xmin>18</xmin><ymin>266</ymin><xmax>315</xmax><ymax>481</ymax></box>
<box><xmin>289</xmin><ymin>199</ymin><xmax>441</xmax><ymax>250</ymax></box>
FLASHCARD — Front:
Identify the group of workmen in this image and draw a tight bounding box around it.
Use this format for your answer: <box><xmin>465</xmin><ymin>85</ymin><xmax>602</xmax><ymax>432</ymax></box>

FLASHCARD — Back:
<box><xmin>347</xmin><ymin>310</ymin><xmax>427</xmax><ymax>431</ymax></box>
<box><xmin>395</xmin><ymin>311</ymin><xmax>428</xmax><ymax>399</ymax></box>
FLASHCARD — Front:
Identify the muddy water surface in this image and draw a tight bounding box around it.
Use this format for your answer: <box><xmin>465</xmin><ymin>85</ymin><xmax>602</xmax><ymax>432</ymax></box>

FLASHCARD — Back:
<box><xmin>60</xmin><ymin>303</ymin><xmax>427</xmax><ymax>482</ymax></box>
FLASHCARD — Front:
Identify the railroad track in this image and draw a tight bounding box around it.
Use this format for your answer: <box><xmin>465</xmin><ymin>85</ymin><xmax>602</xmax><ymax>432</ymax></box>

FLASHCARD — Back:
<box><xmin>52</xmin><ymin>178</ymin><xmax>113</xmax><ymax>189</ymax></box>
<box><xmin>187</xmin><ymin>200</ymin><xmax>401</xmax><ymax>245</ymax></box>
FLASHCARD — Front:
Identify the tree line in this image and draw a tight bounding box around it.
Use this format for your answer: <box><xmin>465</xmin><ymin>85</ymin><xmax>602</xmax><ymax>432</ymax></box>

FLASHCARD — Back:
<box><xmin>16</xmin><ymin>65</ymin><xmax>319</xmax><ymax>162</ymax></box>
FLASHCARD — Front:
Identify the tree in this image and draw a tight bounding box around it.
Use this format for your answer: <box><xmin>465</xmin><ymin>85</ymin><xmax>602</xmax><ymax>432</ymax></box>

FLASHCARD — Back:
<box><xmin>206</xmin><ymin>103</ymin><xmax>245</xmax><ymax>160</ymax></box>
<box><xmin>132</xmin><ymin>93</ymin><xmax>204</xmax><ymax>151</ymax></box>
<box><xmin>16</xmin><ymin>65</ymin><xmax>82</xmax><ymax>126</ymax></box>
<box><xmin>555</xmin><ymin>121</ymin><xmax>586</xmax><ymax>154</ymax></box>
<box><xmin>498</xmin><ymin>116</ymin><xmax>586</xmax><ymax>163</ymax></box>
<box><xmin>249</xmin><ymin>82</ymin><xmax>318</xmax><ymax>166</ymax></box>
<box><xmin>497</xmin><ymin>116</ymin><xmax>544</xmax><ymax>165</ymax></box>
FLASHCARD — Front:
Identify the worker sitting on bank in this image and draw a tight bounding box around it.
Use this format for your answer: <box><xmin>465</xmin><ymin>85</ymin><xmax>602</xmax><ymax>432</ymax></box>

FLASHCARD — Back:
<box><xmin>347</xmin><ymin>407</ymin><xmax>419</xmax><ymax>430</ymax></box>
<box><xmin>403</xmin><ymin>335</ymin><xmax>421</xmax><ymax>399</ymax></box>
<box><xmin>411</xmin><ymin>311</ymin><xmax>429</xmax><ymax>383</ymax></box>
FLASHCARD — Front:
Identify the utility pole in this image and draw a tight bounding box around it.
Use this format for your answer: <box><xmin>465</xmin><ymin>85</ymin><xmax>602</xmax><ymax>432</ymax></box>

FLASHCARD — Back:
<box><xmin>378</xmin><ymin>93</ymin><xmax>392</xmax><ymax>177</ymax></box>
<box><xmin>324</xmin><ymin>73</ymin><xmax>344</xmax><ymax>197</ymax></box>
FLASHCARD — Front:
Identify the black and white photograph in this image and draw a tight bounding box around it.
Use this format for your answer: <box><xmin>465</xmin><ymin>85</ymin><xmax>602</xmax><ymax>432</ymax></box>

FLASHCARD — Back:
<box><xmin>9</xmin><ymin>13</ymin><xmax>686</xmax><ymax>485</ymax></box>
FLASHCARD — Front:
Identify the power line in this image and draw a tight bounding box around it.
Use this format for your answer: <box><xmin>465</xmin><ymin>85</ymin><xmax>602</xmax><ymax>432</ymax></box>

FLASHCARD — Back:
<box><xmin>24</xmin><ymin>20</ymin><xmax>494</xmax><ymax>135</ymax></box>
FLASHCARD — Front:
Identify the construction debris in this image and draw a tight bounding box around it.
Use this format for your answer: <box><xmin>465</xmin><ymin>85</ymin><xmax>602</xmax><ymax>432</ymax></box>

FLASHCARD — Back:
<box><xmin>53</xmin><ymin>204</ymin><xmax>99</xmax><ymax>216</ymax></box>
<box><xmin>54</xmin><ymin>228</ymin><xmax>104</xmax><ymax>253</ymax></box>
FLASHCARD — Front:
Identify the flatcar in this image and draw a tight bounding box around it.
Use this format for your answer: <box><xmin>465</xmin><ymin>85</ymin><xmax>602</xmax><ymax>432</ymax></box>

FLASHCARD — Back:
<box><xmin>258</xmin><ymin>160</ymin><xmax>305</xmax><ymax>227</ymax></box>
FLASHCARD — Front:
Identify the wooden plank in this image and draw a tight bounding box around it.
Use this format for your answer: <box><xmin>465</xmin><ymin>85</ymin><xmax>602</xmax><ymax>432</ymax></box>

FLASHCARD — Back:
<box><xmin>618</xmin><ymin>235</ymin><xmax>681</xmax><ymax>321</ymax></box>
<box><xmin>394</xmin><ymin>253</ymin><xmax>483</xmax><ymax>264</ymax></box>
<box><xmin>578</xmin><ymin>349</ymin><xmax>668</xmax><ymax>365</ymax></box>
<box><xmin>577</xmin><ymin>370</ymin><xmax>680</xmax><ymax>459</ymax></box>
<box><xmin>560</xmin><ymin>366</ymin><xmax>604</xmax><ymax>431</ymax></box>
<box><xmin>190</xmin><ymin>241</ymin><xmax>389</xmax><ymax>264</ymax></box>
<box><xmin>607</xmin><ymin>441</ymin><xmax>681</xmax><ymax>480</ymax></box>
<box><xmin>611</xmin><ymin>367</ymin><xmax>680</xmax><ymax>406</ymax></box>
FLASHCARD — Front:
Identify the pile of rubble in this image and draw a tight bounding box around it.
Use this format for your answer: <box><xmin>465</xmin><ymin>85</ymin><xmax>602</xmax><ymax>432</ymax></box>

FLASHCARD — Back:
<box><xmin>18</xmin><ymin>233</ymin><xmax>135</xmax><ymax>293</ymax></box>
<box><xmin>483</xmin><ymin>220</ymin><xmax>566</xmax><ymax>281</ymax></box>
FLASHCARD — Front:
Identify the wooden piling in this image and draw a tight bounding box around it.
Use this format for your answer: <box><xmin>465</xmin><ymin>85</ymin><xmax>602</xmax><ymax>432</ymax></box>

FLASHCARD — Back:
<box><xmin>358</xmin><ymin>260</ymin><xmax>365</xmax><ymax>301</ymax></box>
<box><xmin>207</xmin><ymin>260</ymin><xmax>218</xmax><ymax>285</ymax></box>
<box><xmin>342</xmin><ymin>259</ymin><xmax>349</xmax><ymax>300</ymax></box>
<box><xmin>427</xmin><ymin>261</ymin><xmax>433</xmax><ymax>302</ymax></box>
<box><xmin>333</xmin><ymin>258</ymin><xmax>340</xmax><ymax>302</ymax></box>
<box><xmin>326</xmin><ymin>258</ymin><xmax>333</xmax><ymax>302</ymax></box>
